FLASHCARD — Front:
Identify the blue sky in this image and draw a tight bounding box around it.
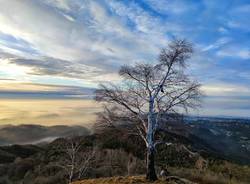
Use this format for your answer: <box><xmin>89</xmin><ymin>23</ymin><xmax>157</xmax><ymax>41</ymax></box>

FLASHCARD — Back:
<box><xmin>0</xmin><ymin>0</ymin><xmax>250</xmax><ymax>118</ymax></box>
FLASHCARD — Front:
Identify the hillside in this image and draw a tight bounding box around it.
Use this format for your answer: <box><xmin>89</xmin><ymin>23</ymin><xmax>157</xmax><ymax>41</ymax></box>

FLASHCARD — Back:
<box><xmin>0</xmin><ymin>117</ymin><xmax>249</xmax><ymax>184</ymax></box>
<box><xmin>0</xmin><ymin>124</ymin><xmax>90</xmax><ymax>145</ymax></box>
<box><xmin>0</xmin><ymin>118</ymin><xmax>249</xmax><ymax>164</ymax></box>
<box><xmin>188</xmin><ymin>118</ymin><xmax>250</xmax><ymax>164</ymax></box>
<box><xmin>0</xmin><ymin>144</ymin><xmax>42</xmax><ymax>164</ymax></box>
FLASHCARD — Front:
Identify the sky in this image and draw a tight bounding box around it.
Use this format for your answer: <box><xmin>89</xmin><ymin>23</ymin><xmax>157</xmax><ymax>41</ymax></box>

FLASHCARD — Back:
<box><xmin>0</xmin><ymin>0</ymin><xmax>250</xmax><ymax>125</ymax></box>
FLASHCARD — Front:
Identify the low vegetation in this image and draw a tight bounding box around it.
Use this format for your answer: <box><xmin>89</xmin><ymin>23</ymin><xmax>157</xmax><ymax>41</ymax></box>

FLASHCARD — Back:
<box><xmin>72</xmin><ymin>175</ymin><xmax>195</xmax><ymax>184</ymax></box>
<box><xmin>72</xmin><ymin>165</ymin><xmax>250</xmax><ymax>184</ymax></box>
<box><xmin>169</xmin><ymin>166</ymin><xmax>250</xmax><ymax>184</ymax></box>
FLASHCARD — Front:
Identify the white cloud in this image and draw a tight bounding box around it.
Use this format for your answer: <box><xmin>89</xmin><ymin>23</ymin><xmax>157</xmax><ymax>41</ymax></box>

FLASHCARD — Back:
<box><xmin>217</xmin><ymin>48</ymin><xmax>250</xmax><ymax>59</ymax></box>
<box><xmin>0</xmin><ymin>58</ymin><xmax>32</xmax><ymax>80</ymax></box>
<box><xmin>218</xmin><ymin>27</ymin><xmax>229</xmax><ymax>34</ymax></box>
<box><xmin>0</xmin><ymin>0</ymin><xmax>172</xmax><ymax>84</ymax></box>
<box><xmin>0</xmin><ymin>0</ymin><xmax>92</xmax><ymax>60</ymax></box>
<box><xmin>201</xmin><ymin>83</ymin><xmax>250</xmax><ymax>96</ymax></box>
<box><xmin>202</xmin><ymin>37</ymin><xmax>231</xmax><ymax>52</ymax></box>
<box><xmin>144</xmin><ymin>0</ymin><xmax>196</xmax><ymax>15</ymax></box>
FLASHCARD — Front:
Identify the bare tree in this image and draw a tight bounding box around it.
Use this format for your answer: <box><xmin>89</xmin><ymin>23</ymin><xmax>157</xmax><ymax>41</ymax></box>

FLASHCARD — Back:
<box><xmin>95</xmin><ymin>39</ymin><xmax>201</xmax><ymax>181</ymax></box>
<box><xmin>56</xmin><ymin>137</ymin><xmax>95</xmax><ymax>183</ymax></box>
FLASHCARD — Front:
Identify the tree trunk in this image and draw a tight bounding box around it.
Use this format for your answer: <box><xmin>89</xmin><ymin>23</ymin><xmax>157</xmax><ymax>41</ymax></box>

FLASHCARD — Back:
<box><xmin>146</xmin><ymin>147</ymin><xmax>157</xmax><ymax>181</ymax></box>
<box><xmin>146</xmin><ymin>98</ymin><xmax>157</xmax><ymax>181</ymax></box>
<box><xmin>69</xmin><ymin>168</ymin><xmax>74</xmax><ymax>183</ymax></box>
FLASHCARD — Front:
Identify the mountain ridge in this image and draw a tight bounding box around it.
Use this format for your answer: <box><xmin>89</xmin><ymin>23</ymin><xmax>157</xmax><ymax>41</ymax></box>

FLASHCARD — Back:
<box><xmin>0</xmin><ymin>124</ymin><xmax>90</xmax><ymax>145</ymax></box>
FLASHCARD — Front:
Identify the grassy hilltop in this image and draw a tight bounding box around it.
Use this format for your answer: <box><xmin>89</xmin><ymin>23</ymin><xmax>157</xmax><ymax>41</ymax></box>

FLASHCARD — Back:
<box><xmin>72</xmin><ymin>176</ymin><xmax>195</xmax><ymax>184</ymax></box>
<box><xmin>73</xmin><ymin>166</ymin><xmax>250</xmax><ymax>184</ymax></box>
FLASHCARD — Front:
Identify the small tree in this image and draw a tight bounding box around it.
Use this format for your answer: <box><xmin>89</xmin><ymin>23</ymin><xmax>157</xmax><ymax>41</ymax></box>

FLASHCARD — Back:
<box><xmin>56</xmin><ymin>137</ymin><xmax>95</xmax><ymax>183</ymax></box>
<box><xmin>95</xmin><ymin>39</ymin><xmax>201</xmax><ymax>181</ymax></box>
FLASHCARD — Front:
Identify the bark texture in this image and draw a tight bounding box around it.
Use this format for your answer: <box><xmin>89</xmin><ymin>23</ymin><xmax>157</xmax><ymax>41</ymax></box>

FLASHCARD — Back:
<box><xmin>146</xmin><ymin>148</ymin><xmax>157</xmax><ymax>181</ymax></box>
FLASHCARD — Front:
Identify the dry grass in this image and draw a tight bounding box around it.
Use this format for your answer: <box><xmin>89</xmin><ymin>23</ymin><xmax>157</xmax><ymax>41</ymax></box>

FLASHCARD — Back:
<box><xmin>72</xmin><ymin>164</ymin><xmax>250</xmax><ymax>184</ymax></box>
<box><xmin>169</xmin><ymin>167</ymin><xmax>249</xmax><ymax>184</ymax></box>
<box><xmin>71</xmin><ymin>175</ymin><xmax>194</xmax><ymax>184</ymax></box>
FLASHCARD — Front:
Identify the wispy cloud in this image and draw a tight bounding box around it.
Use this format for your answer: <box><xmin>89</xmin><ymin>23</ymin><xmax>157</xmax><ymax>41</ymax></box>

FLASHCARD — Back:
<box><xmin>144</xmin><ymin>0</ymin><xmax>199</xmax><ymax>15</ymax></box>
<box><xmin>0</xmin><ymin>81</ymin><xmax>94</xmax><ymax>99</ymax></box>
<box><xmin>217</xmin><ymin>48</ymin><xmax>250</xmax><ymax>59</ymax></box>
<box><xmin>202</xmin><ymin>37</ymin><xmax>232</xmax><ymax>52</ymax></box>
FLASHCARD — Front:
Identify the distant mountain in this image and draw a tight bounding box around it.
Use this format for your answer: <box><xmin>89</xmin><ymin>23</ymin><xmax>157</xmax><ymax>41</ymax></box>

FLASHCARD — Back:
<box><xmin>0</xmin><ymin>116</ymin><xmax>249</xmax><ymax>165</ymax></box>
<box><xmin>185</xmin><ymin>115</ymin><xmax>250</xmax><ymax>123</ymax></box>
<box><xmin>187</xmin><ymin>119</ymin><xmax>250</xmax><ymax>164</ymax></box>
<box><xmin>152</xmin><ymin>115</ymin><xmax>250</xmax><ymax>164</ymax></box>
<box><xmin>0</xmin><ymin>124</ymin><xmax>90</xmax><ymax>145</ymax></box>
